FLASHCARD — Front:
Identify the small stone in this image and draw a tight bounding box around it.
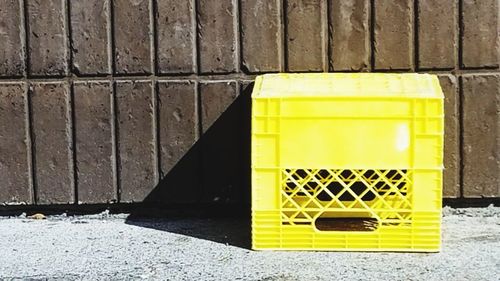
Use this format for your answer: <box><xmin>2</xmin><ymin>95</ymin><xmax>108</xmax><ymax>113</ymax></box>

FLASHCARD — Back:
<box><xmin>28</xmin><ymin>213</ymin><xmax>46</xmax><ymax>220</ymax></box>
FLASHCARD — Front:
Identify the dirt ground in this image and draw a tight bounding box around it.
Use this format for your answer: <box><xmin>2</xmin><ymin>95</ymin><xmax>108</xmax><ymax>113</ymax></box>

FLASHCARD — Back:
<box><xmin>0</xmin><ymin>206</ymin><xmax>499</xmax><ymax>280</ymax></box>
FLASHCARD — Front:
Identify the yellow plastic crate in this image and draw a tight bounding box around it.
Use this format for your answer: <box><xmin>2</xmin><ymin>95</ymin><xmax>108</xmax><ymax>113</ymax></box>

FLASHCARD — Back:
<box><xmin>251</xmin><ymin>73</ymin><xmax>444</xmax><ymax>252</ymax></box>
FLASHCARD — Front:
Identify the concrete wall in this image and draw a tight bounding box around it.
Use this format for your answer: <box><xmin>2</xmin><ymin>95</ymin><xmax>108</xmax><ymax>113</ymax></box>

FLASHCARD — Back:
<box><xmin>0</xmin><ymin>0</ymin><xmax>498</xmax><ymax>206</ymax></box>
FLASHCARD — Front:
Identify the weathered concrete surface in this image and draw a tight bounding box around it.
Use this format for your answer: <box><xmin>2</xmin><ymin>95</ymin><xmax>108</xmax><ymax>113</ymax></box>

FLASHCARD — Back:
<box><xmin>462</xmin><ymin>74</ymin><xmax>500</xmax><ymax>197</ymax></box>
<box><xmin>241</xmin><ymin>0</ymin><xmax>281</xmax><ymax>73</ymax></box>
<box><xmin>329</xmin><ymin>0</ymin><xmax>369</xmax><ymax>71</ymax></box>
<box><xmin>158</xmin><ymin>81</ymin><xmax>197</xmax><ymax>175</ymax></box>
<box><xmin>199</xmin><ymin>81</ymin><xmax>243</xmax><ymax>203</ymax></box>
<box><xmin>0</xmin><ymin>206</ymin><xmax>499</xmax><ymax>280</ymax></box>
<box><xmin>27</xmin><ymin>0</ymin><xmax>68</xmax><ymax>76</ymax></box>
<box><xmin>0</xmin><ymin>0</ymin><xmax>24</xmax><ymax>77</ymax></box>
<box><xmin>461</xmin><ymin>0</ymin><xmax>499</xmax><ymax>68</ymax></box>
<box><xmin>70</xmin><ymin>0</ymin><xmax>110</xmax><ymax>75</ymax></box>
<box><xmin>374</xmin><ymin>0</ymin><xmax>413</xmax><ymax>70</ymax></box>
<box><xmin>156</xmin><ymin>0</ymin><xmax>195</xmax><ymax>74</ymax></box>
<box><xmin>197</xmin><ymin>0</ymin><xmax>236</xmax><ymax>73</ymax></box>
<box><xmin>113</xmin><ymin>0</ymin><xmax>151</xmax><ymax>74</ymax></box>
<box><xmin>286</xmin><ymin>0</ymin><xmax>324</xmax><ymax>71</ymax></box>
<box><xmin>74</xmin><ymin>81</ymin><xmax>115</xmax><ymax>203</ymax></box>
<box><xmin>115</xmin><ymin>81</ymin><xmax>157</xmax><ymax>202</ymax></box>
<box><xmin>418</xmin><ymin>0</ymin><xmax>456</xmax><ymax>69</ymax></box>
<box><xmin>0</xmin><ymin>83</ymin><xmax>31</xmax><ymax>204</ymax></box>
<box><xmin>30</xmin><ymin>82</ymin><xmax>73</xmax><ymax>204</ymax></box>
<box><xmin>199</xmin><ymin>81</ymin><xmax>238</xmax><ymax>133</ymax></box>
<box><xmin>439</xmin><ymin>75</ymin><xmax>460</xmax><ymax>197</ymax></box>
<box><xmin>156</xmin><ymin>81</ymin><xmax>199</xmax><ymax>203</ymax></box>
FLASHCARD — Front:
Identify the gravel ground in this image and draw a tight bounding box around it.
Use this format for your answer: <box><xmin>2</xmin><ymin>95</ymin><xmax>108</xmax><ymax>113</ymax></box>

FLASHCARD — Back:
<box><xmin>0</xmin><ymin>206</ymin><xmax>499</xmax><ymax>281</ymax></box>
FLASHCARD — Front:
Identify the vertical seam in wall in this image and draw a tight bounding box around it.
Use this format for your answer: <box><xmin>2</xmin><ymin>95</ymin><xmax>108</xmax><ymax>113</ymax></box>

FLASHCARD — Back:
<box><xmin>457</xmin><ymin>0</ymin><xmax>464</xmax><ymax>198</ymax></box>
<box><xmin>369</xmin><ymin>0</ymin><xmax>375</xmax><ymax>71</ymax></box>
<box><xmin>321</xmin><ymin>0</ymin><xmax>328</xmax><ymax>72</ymax></box>
<box><xmin>67</xmin><ymin>0</ymin><xmax>74</xmax><ymax>75</ymax></box>
<box><xmin>109</xmin><ymin>0</ymin><xmax>116</xmax><ymax>76</ymax></box>
<box><xmin>148</xmin><ymin>0</ymin><xmax>156</xmax><ymax>77</ymax></box>
<box><xmin>195</xmin><ymin>1</ymin><xmax>202</xmax><ymax>202</ymax></box>
<box><xmin>106</xmin><ymin>0</ymin><xmax>113</xmax><ymax>75</ymax></box>
<box><xmin>149</xmin><ymin>0</ymin><xmax>159</xmax><ymax>186</ymax></box>
<box><xmin>363</xmin><ymin>0</ymin><xmax>369</xmax><ymax>72</ymax></box>
<box><xmin>283</xmin><ymin>0</ymin><xmax>289</xmax><ymax>72</ymax></box>
<box><xmin>152</xmin><ymin>0</ymin><xmax>160</xmax><ymax>76</ymax></box>
<box><xmin>191</xmin><ymin>0</ymin><xmax>198</xmax><ymax>74</ymax></box>
<box><xmin>237</xmin><ymin>2</ymin><xmax>245</xmax><ymax>74</ymax></box>
<box><xmin>64</xmin><ymin>0</ymin><xmax>77</xmax><ymax>204</ymax></box>
<box><xmin>69</xmin><ymin>82</ymin><xmax>77</xmax><ymax>204</ymax></box>
<box><xmin>19</xmin><ymin>0</ymin><xmax>27</xmax><ymax>77</ymax></box>
<box><xmin>23</xmin><ymin>0</ymin><xmax>31</xmax><ymax>77</ymax></box>
<box><xmin>497</xmin><ymin>2</ymin><xmax>500</xmax><ymax>69</ymax></box>
<box><xmin>151</xmin><ymin>80</ymin><xmax>159</xmax><ymax>186</ymax></box>
<box><xmin>194</xmin><ymin>0</ymin><xmax>201</xmax><ymax>74</ymax></box>
<box><xmin>455</xmin><ymin>0</ymin><xmax>462</xmax><ymax>198</ymax></box>
<box><xmin>234</xmin><ymin>0</ymin><xmax>241</xmax><ymax>73</ymax></box>
<box><xmin>413</xmin><ymin>0</ymin><xmax>419</xmax><ymax>72</ymax></box>
<box><xmin>112</xmin><ymin>81</ymin><xmax>121</xmax><ymax>202</ymax></box>
<box><xmin>106</xmin><ymin>0</ymin><xmax>118</xmax><ymax>202</ymax></box>
<box><xmin>23</xmin><ymin>82</ymin><xmax>35</xmax><ymax>204</ymax></box>
<box><xmin>278</xmin><ymin>0</ymin><xmax>285</xmax><ymax>72</ymax></box>
<box><xmin>193</xmin><ymin>80</ymin><xmax>201</xmax><ymax>202</ymax></box>
<box><xmin>27</xmin><ymin>83</ymin><xmax>37</xmax><ymax>204</ymax></box>
<box><xmin>193</xmin><ymin>80</ymin><xmax>200</xmax><ymax>141</ymax></box>
<box><xmin>109</xmin><ymin>80</ymin><xmax>118</xmax><ymax>203</ymax></box>
<box><xmin>149</xmin><ymin>0</ymin><xmax>157</xmax><ymax>76</ymax></box>
<box><xmin>458</xmin><ymin>0</ymin><xmax>464</xmax><ymax>69</ymax></box>
<box><xmin>196</xmin><ymin>81</ymin><xmax>204</xmax><ymax>201</ymax></box>
<box><xmin>20</xmin><ymin>0</ymin><xmax>35</xmax><ymax>204</ymax></box>
<box><xmin>155</xmin><ymin>82</ymin><xmax>162</xmax><ymax>179</ymax></box>
<box><xmin>236</xmin><ymin>80</ymin><xmax>243</xmax><ymax>204</ymax></box>
<box><xmin>362</xmin><ymin>0</ymin><xmax>371</xmax><ymax>72</ymax></box>
<box><xmin>408</xmin><ymin>0</ymin><xmax>414</xmax><ymax>72</ymax></box>
<box><xmin>64</xmin><ymin>0</ymin><xmax>71</xmax><ymax>76</ymax></box>
<box><xmin>458</xmin><ymin>76</ymin><xmax>465</xmax><ymax>198</ymax></box>
<box><xmin>327</xmin><ymin>0</ymin><xmax>333</xmax><ymax>72</ymax></box>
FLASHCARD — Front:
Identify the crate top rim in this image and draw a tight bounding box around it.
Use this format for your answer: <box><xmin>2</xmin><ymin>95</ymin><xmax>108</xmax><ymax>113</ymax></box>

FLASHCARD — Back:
<box><xmin>252</xmin><ymin>73</ymin><xmax>443</xmax><ymax>99</ymax></box>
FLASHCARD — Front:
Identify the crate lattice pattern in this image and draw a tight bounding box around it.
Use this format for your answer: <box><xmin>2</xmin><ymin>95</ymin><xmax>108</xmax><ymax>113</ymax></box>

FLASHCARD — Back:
<box><xmin>281</xmin><ymin>169</ymin><xmax>413</xmax><ymax>229</ymax></box>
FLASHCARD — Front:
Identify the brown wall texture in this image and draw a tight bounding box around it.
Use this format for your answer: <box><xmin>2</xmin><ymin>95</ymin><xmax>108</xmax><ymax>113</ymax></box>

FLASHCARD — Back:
<box><xmin>0</xmin><ymin>0</ymin><xmax>499</xmax><ymax>206</ymax></box>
